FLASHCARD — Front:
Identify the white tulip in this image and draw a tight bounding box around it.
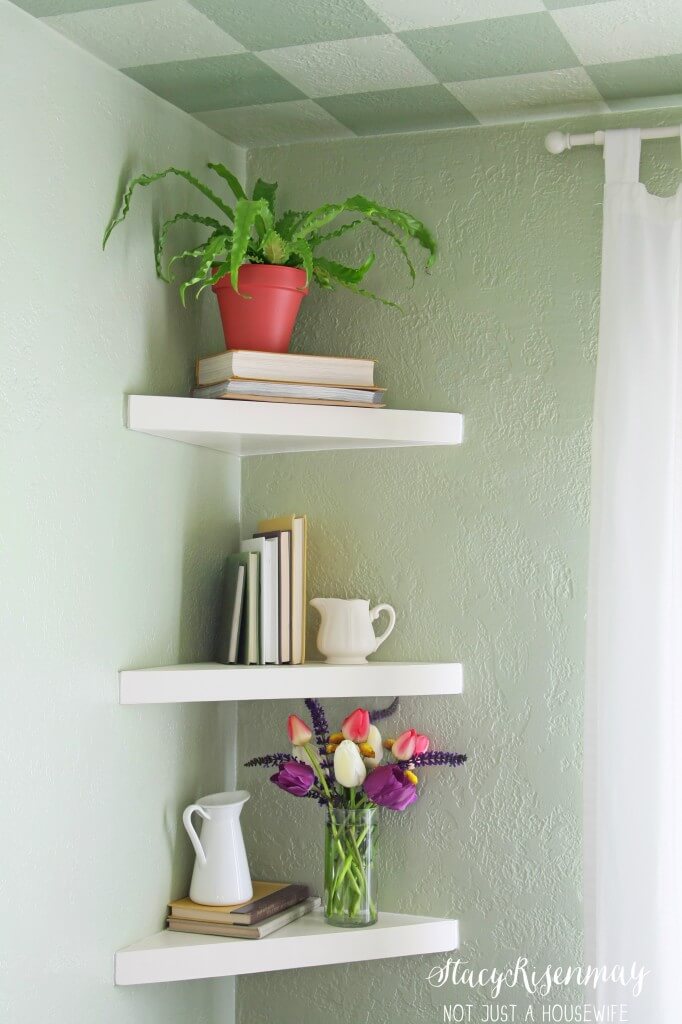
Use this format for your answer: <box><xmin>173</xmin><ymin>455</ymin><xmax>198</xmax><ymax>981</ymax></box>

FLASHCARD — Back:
<box><xmin>334</xmin><ymin>739</ymin><xmax>367</xmax><ymax>788</ymax></box>
<box><xmin>363</xmin><ymin>724</ymin><xmax>383</xmax><ymax>769</ymax></box>
<box><xmin>292</xmin><ymin>745</ymin><xmax>314</xmax><ymax>767</ymax></box>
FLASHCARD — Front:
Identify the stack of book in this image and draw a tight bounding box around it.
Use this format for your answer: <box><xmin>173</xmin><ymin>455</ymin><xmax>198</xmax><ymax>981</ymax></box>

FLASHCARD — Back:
<box><xmin>192</xmin><ymin>350</ymin><xmax>385</xmax><ymax>407</ymax></box>
<box><xmin>216</xmin><ymin>513</ymin><xmax>307</xmax><ymax>666</ymax></box>
<box><xmin>167</xmin><ymin>881</ymin><xmax>318</xmax><ymax>940</ymax></box>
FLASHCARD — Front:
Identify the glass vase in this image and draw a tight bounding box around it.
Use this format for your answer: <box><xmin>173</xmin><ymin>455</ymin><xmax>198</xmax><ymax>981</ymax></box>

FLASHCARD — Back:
<box><xmin>324</xmin><ymin>806</ymin><xmax>378</xmax><ymax>927</ymax></box>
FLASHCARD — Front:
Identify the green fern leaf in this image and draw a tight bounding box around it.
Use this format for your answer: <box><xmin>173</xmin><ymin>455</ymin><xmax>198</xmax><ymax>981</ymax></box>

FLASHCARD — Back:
<box><xmin>252</xmin><ymin>178</ymin><xmax>278</xmax><ymax>215</ymax></box>
<box><xmin>343</xmin><ymin>194</ymin><xmax>436</xmax><ymax>267</ymax></box>
<box><xmin>339</xmin><ymin>281</ymin><xmax>401</xmax><ymax>310</ymax></box>
<box><xmin>291</xmin><ymin>204</ymin><xmax>347</xmax><ymax>240</ymax></box>
<box><xmin>175</xmin><ymin>234</ymin><xmax>229</xmax><ymax>305</ymax></box>
<box><xmin>207</xmin><ymin>162</ymin><xmax>246</xmax><ymax>201</ymax></box>
<box><xmin>288</xmin><ymin>238</ymin><xmax>314</xmax><ymax>285</ymax></box>
<box><xmin>155</xmin><ymin>212</ymin><xmax>225</xmax><ymax>282</ymax></box>
<box><xmin>313</xmin><ymin>255</ymin><xmax>400</xmax><ymax>309</ymax></box>
<box><xmin>167</xmin><ymin>240</ymin><xmax>210</xmax><ymax>276</ymax></box>
<box><xmin>103</xmin><ymin>167</ymin><xmax>234</xmax><ymax>248</ymax></box>
<box><xmin>261</xmin><ymin>230</ymin><xmax>289</xmax><ymax>265</ymax></box>
<box><xmin>368</xmin><ymin>217</ymin><xmax>415</xmax><ymax>283</ymax></box>
<box><xmin>230</xmin><ymin>199</ymin><xmax>274</xmax><ymax>292</ymax></box>
<box><xmin>313</xmin><ymin>266</ymin><xmax>334</xmax><ymax>289</ymax></box>
<box><xmin>309</xmin><ymin>218</ymin><xmax>363</xmax><ymax>248</ymax></box>
<box><xmin>195</xmin><ymin>260</ymin><xmax>232</xmax><ymax>298</ymax></box>
<box><xmin>276</xmin><ymin>209</ymin><xmax>308</xmax><ymax>240</ymax></box>
<box><xmin>314</xmin><ymin>254</ymin><xmax>375</xmax><ymax>285</ymax></box>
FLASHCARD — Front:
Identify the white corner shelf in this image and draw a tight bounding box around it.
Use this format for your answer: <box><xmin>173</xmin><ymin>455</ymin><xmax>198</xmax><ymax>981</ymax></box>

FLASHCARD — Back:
<box><xmin>115</xmin><ymin>909</ymin><xmax>458</xmax><ymax>985</ymax></box>
<box><xmin>127</xmin><ymin>395</ymin><xmax>463</xmax><ymax>457</ymax></box>
<box><xmin>119</xmin><ymin>661</ymin><xmax>463</xmax><ymax>705</ymax></box>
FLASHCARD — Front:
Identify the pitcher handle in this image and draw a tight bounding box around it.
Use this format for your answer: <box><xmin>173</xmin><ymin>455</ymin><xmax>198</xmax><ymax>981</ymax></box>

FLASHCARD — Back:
<box><xmin>370</xmin><ymin>603</ymin><xmax>396</xmax><ymax>651</ymax></box>
<box><xmin>182</xmin><ymin>804</ymin><xmax>209</xmax><ymax>866</ymax></box>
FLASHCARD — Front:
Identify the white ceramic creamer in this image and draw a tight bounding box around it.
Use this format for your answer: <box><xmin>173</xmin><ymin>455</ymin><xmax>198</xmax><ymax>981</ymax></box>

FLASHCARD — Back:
<box><xmin>310</xmin><ymin>597</ymin><xmax>396</xmax><ymax>664</ymax></box>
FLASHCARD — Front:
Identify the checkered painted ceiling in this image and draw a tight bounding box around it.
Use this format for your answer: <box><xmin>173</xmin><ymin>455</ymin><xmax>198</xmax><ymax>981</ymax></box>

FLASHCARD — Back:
<box><xmin>15</xmin><ymin>0</ymin><xmax>682</xmax><ymax>147</ymax></box>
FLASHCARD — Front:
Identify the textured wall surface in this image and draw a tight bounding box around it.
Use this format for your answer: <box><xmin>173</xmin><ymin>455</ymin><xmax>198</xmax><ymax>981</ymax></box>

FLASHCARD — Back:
<box><xmin>0</xmin><ymin>4</ymin><xmax>243</xmax><ymax>1021</ymax></box>
<box><xmin>237</xmin><ymin>118</ymin><xmax>682</xmax><ymax>1021</ymax></box>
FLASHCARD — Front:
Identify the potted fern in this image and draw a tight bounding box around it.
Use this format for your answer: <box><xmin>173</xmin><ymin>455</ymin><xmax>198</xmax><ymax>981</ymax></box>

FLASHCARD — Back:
<box><xmin>103</xmin><ymin>163</ymin><xmax>436</xmax><ymax>353</ymax></box>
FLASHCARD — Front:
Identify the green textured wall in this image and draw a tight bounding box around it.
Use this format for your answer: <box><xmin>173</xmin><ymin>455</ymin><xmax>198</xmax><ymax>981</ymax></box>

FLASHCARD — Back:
<box><xmin>237</xmin><ymin>117</ymin><xmax>682</xmax><ymax>1022</ymax></box>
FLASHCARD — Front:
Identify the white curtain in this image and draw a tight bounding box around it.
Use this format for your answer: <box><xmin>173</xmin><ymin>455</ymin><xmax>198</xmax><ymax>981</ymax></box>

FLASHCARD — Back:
<box><xmin>585</xmin><ymin>128</ymin><xmax>682</xmax><ymax>1021</ymax></box>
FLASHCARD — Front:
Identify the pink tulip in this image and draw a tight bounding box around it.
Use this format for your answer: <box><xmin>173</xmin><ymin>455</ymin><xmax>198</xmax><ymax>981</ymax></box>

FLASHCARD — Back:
<box><xmin>341</xmin><ymin>707</ymin><xmax>370</xmax><ymax>743</ymax></box>
<box><xmin>414</xmin><ymin>733</ymin><xmax>430</xmax><ymax>756</ymax></box>
<box><xmin>287</xmin><ymin>714</ymin><xmax>312</xmax><ymax>746</ymax></box>
<box><xmin>392</xmin><ymin>729</ymin><xmax>417</xmax><ymax>760</ymax></box>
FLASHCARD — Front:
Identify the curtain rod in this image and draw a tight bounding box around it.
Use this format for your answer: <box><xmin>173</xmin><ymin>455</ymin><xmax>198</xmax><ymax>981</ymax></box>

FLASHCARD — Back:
<box><xmin>545</xmin><ymin>126</ymin><xmax>681</xmax><ymax>154</ymax></box>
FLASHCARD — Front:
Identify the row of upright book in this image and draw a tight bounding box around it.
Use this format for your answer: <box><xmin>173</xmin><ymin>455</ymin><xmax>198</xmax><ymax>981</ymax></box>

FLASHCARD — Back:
<box><xmin>168</xmin><ymin>881</ymin><xmax>317</xmax><ymax>940</ymax></box>
<box><xmin>192</xmin><ymin>349</ymin><xmax>385</xmax><ymax>408</ymax></box>
<box><xmin>216</xmin><ymin>514</ymin><xmax>307</xmax><ymax>666</ymax></box>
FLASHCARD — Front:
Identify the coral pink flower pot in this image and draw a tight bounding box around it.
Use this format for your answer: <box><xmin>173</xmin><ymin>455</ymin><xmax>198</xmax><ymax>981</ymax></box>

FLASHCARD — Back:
<box><xmin>212</xmin><ymin>264</ymin><xmax>308</xmax><ymax>353</ymax></box>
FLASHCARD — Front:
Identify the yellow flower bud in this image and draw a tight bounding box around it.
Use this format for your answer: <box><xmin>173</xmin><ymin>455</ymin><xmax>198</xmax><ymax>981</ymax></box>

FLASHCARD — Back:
<box><xmin>404</xmin><ymin>770</ymin><xmax>419</xmax><ymax>785</ymax></box>
<box><xmin>383</xmin><ymin>738</ymin><xmax>395</xmax><ymax>750</ymax></box>
<box><xmin>326</xmin><ymin>742</ymin><xmax>339</xmax><ymax>754</ymax></box>
<box><xmin>329</xmin><ymin>732</ymin><xmax>344</xmax><ymax>744</ymax></box>
<box><xmin>358</xmin><ymin>742</ymin><xmax>375</xmax><ymax>758</ymax></box>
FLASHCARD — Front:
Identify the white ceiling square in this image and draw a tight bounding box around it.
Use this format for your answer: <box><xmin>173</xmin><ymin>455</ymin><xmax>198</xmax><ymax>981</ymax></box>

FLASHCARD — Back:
<box><xmin>44</xmin><ymin>0</ymin><xmax>244</xmax><ymax>69</ymax></box>
<box><xmin>363</xmin><ymin>0</ymin><xmax>544</xmax><ymax>33</ymax></box>
<box><xmin>257</xmin><ymin>34</ymin><xmax>437</xmax><ymax>98</ymax></box>
<box><xmin>552</xmin><ymin>0</ymin><xmax>682</xmax><ymax>65</ymax></box>
<box><xmin>446</xmin><ymin>67</ymin><xmax>607</xmax><ymax>123</ymax></box>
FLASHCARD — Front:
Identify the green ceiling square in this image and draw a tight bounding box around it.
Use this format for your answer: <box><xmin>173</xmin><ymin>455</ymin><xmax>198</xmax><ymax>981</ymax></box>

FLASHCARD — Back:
<box><xmin>123</xmin><ymin>52</ymin><xmax>305</xmax><ymax>112</ymax></box>
<box><xmin>12</xmin><ymin>0</ymin><xmax>138</xmax><ymax>15</ymax></box>
<box><xmin>189</xmin><ymin>0</ymin><xmax>389</xmax><ymax>51</ymax></box>
<box><xmin>587</xmin><ymin>54</ymin><xmax>682</xmax><ymax>101</ymax></box>
<box><xmin>317</xmin><ymin>84</ymin><xmax>478</xmax><ymax>136</ymax></box>
<box><xmin>399</xmin><ymin>12</ymin><xmax>579</xmax><ymax>82</ymax></box>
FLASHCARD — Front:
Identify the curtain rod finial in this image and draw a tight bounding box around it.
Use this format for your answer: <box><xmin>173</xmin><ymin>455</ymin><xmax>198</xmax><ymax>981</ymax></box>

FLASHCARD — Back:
<box><xmin>545</xmin><ymin>130</ymin><xmax>568</xmax><ymax>155</ymax></box>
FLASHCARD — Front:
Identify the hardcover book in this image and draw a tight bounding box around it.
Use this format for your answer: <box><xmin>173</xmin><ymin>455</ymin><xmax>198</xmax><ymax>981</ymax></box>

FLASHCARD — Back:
<box><xmin>169</xmin><ymin>881</ymin><xmax>312</xmax><ymax>926</ymax></box>
<box><xmin>215</xmin><ymin>560</ymin><xmax>245</xmax><ymax>665</ymax></box>
<box><xmin>240</xmin><ymin>536</ymin><xmax>278</xmax><ymax>665</ymax></box>
<box><xmin>196</xmin><ymin>350</ymin><xmax>375</xmax><ymax>388</ymax></box>
<box><xmin>191</xmin><ymin>379</ymin><xmax>385</xmax><ymax>406</ymax></box>
<box><xmin>238</xmin><ymin>551</ymin><xmax>260</xmax><ymax>665</ymax></box>
<box><xmin>166</xmin><ymin>896</ymin><xmax>320</xmax><ymax>939</ymax></box>
<box><xmin>257</xmin><ymin>514</ymin><xmax>307</xmax><ymax>664</ymax></box>
<box><xmin>254</xmin><ymin>529</ymin><xmax>291</xmax><ymax>663</ymax></box>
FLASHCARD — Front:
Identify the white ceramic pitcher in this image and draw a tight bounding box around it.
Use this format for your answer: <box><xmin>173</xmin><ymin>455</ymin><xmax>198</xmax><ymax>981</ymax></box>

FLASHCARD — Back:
<box><xmin>182</xmin><ymin>790</ymin><xmax>253</xmax><ymax>906</ymax></box>
<box><xmin>310</xmin><ymin>597</ymin><xmax>396</xmax><ymax>664</ymax></box>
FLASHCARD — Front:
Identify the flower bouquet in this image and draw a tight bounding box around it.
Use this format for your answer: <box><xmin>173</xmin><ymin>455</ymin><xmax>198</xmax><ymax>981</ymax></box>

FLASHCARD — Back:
<box><xmin>245</xmin><ymin>698</ymin><xmax>466</xmax><ymax>928</ymax></box>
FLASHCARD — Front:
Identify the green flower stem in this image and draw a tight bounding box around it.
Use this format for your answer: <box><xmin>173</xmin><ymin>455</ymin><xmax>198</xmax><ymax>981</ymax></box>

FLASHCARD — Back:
<box><xmin>303</xmin><ymin>743</ymin><xmax>332</xmax><ymax>801</ymax></box>
<box><xmin>304</xmin><ymin>744</ymin><xmax>363</xmax><ymax>904</ymax></box>
<box><xmin>325</xmin><ymin>819</ymin><xmax>376</xmax><ymax>923</ymax></box>
<box><xmin>330</xmin><ymin>852</ymin><xmax>355</xmax><ymax>903</ymax></box>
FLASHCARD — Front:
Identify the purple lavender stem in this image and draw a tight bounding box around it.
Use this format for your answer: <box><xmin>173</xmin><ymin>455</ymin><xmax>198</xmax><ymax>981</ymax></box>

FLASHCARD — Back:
<box><xmin>304</xmin><ymin>697</ymin><xmax>333</xmax><ymax>773</ymax></box>
<box><xmin>368</xmin><ymin>696</ymin><xmax>400</xmax><ymax>722</ymax></box>
<box><xmin>244</xmin><ymin>752</ymin><xmax>292</xmax><ymax>768</ymax></box>
<box><xmin>305</xmin><ymin>697</ymin><xmax>329</xmax><ymax>741</ymax></box>
<box><xmin>409</xmin><ymin>750</ymin><xmax>467</xmax><ymax>768</ymax></box>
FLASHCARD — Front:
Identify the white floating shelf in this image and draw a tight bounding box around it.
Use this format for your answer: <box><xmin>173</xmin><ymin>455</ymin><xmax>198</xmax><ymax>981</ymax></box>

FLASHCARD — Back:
<box><xmin>119</xmin><ymin>661</ymin><xmax>463</xmax><ymax>705</ymax></box>
<box><xmin>127</xmin><ymin>395</ymin><xmax>463</xmax><ymax>457</ymax></box>
<box><xmin>115</xmin><ymin>909</ymin><xmax>458</xmax><ymax>985</ymax></box>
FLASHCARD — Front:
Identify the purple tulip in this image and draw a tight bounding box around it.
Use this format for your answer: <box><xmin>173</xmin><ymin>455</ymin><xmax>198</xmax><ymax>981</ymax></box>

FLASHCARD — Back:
<box><xmin>270</xmin><ymin>759</ymin><xmax>315</xmax><ymax>797</ymax></box>
<box><xmin>363</xmin><ymin>764</ymin><xmax>419</xmax><ymax>811</ymax></box>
